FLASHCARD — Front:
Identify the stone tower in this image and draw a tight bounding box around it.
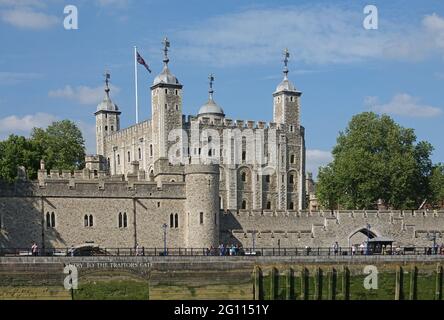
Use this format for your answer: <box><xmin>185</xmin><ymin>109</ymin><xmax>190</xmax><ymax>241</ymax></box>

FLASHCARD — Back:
<box><xmin>95</xmin><ymin>72</ymin><xmax>121</xmax><ymax>156</ymax></box>
<box><xmin>184</xmin><ymin>164</ymin><xmax>220</xmax><ymax>248</ymax></box>
<box><xmin>272</xmin><ymin>49</ymin><xmax>306</xmax><ymax>211</ymax></box>
<box><xmin>151</xmin><ymin>38</ymin><xmax>183</xmax><ymax>162</ymax></box>
<box><xmin>273</xmin><ymin>48</ymin><xmax>302</xmax><ymax>129</ymax></box>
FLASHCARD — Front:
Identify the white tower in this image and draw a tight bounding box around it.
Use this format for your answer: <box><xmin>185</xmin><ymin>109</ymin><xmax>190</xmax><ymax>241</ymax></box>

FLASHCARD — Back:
<box><xmin>95</xmin><ymin>72</ymin><xmax>121</xmax><ymax>156</ymax></box>
<box><xmin>150</xmin><ymin>38</ymin><xmax>183</xmax><ymax>161</ymax></box>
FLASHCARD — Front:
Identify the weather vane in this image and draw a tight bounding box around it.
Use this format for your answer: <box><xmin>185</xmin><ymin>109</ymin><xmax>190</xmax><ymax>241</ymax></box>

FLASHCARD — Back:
<box><xmin>104</xmin><ymin>70</ymin><xmax>110</xmax><ymax>93</ymax></box>
<box><xmin>163</xmin><ymin>37</ymin><xmax>170</xmax><ymax>65</ymax></box>
<box><xmin>208</xmin><ymin>73</ymin><xmax>215</xmax><ymax>99</ymax></box>
<box><xmin>283</xmin><ymin>48</ymin><xmax>290</xmax><ymax>76</ymax></box>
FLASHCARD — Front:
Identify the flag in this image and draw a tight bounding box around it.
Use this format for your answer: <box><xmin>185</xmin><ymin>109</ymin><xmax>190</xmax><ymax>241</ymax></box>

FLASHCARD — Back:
<box><xmin>136</xmin><ymin>52</ymin><xmax>151</xmax><ymax>73</ymax></box>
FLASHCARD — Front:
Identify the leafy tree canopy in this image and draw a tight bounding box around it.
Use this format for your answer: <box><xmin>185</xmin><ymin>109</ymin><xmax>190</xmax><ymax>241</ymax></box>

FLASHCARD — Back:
<box><xmin>0</xmin><ymin>120</ymin><xmax>85</xmax><ymax>183</ymax></box>
<box><xmin>316</xmin><ymin>112</ymin><xmax>434</xmax><ymax>210</ymax></box>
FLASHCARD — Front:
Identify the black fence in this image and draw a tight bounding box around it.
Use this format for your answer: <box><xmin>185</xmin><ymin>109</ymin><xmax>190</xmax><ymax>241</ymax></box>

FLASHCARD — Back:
<box><xmin>1</xmin><ymin>246</ymin><xmax>444</xmax><ymax>257</ymax></box>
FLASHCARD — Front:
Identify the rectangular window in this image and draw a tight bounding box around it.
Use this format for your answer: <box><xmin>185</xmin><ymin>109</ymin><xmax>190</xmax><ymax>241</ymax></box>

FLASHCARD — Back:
<box><xmin>200</xmin><ymin>212</ymin><xmax>204</xmax><ymax>225</ymax></box>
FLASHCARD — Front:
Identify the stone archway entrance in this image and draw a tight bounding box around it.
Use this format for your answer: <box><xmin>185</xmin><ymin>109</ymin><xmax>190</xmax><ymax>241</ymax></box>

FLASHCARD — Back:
<box><xmin>348</xmin><ymin>227</ymin><xmax>377</xmax><ymax>247</ymax></box>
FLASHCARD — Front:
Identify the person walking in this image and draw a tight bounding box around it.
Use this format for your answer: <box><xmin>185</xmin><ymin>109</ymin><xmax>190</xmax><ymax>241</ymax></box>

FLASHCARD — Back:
<box><xmin>31</xmin><ymin>242</ymin><xmax>38</xmax><ymax>256</ymax></box>
<box><xmin>333</xmin><ymin>242</ymin><xmax>339</xmax><ymax>256</ymax></box>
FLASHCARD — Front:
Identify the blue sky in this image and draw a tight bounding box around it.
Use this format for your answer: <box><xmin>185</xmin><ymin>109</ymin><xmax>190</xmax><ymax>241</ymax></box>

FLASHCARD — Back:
<box><xmin>0</xmin><ymin>0</ymin><xmax>443</xmax><ymax>177</ymax></box>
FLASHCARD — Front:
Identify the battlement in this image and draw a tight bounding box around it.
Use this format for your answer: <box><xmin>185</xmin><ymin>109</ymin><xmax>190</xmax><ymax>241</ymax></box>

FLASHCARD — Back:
<box><xmin>185</xmin><ymin>163</ymin><xmax>220</xmax><ymax>175</ymax></box>
<box><xmin>186</xmin><ymin>116</ymin><xmax>297</xmax><ymax>132</ymax></box>
<box><xmin>223</xmin><ymin>209</ymin><xmax>444</xmax><ymax>219</ymax></box>
<box><xmin>104</xmin><ymin>120</ymin><xmax>152</xmax><ymax>142</ymax></box>
<box><xmin>0</xmin><ymin>178</ymin><xmax>187</xmax><ymax>198</ymax></box>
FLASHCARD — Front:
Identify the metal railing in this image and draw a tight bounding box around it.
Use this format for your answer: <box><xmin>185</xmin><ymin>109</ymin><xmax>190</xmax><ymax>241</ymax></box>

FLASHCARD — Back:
<box><xmin>1</xmin><ymin>246</ymin><xmax>444</xmax><ymax>257</ymax></box>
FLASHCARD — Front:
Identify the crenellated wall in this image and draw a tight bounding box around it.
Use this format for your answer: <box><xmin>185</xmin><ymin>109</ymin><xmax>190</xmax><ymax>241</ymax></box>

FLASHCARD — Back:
<box><xmin>1</xmin><ymin>173</ymin><xmax>444</xmax><ymax>251</ymax></box>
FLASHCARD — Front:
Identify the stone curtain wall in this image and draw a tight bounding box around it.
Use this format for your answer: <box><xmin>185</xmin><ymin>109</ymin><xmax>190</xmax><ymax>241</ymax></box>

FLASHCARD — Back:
<box><xmin>1</xmin><ymin>181</ymin><xmax>444</xmax><ymax>249</ymax></box>
<box><xmin>220</xmin><ymin>210</ymin><xmax>444</xmax><ymax>248</ymax></box>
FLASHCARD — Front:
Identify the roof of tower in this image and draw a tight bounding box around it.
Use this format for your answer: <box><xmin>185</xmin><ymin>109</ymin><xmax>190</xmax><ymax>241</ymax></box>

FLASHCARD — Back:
<box><xmin>153</xmin><ymin>65</ymin><xmax>180</xmax><ymax>86</ymax></box>
<box><xmin>152</xmin><ymin>37</ymin><xmax>181</xmax><ymax>86</ymax></box>
<box><xmin>275</xmin><ymin>48</ymin><xmax>298</xmax><ymax>93</ymax></box>
<box><xmin>96</xmin><ymin>71</ymin><xmax>119</xmax><ymax>112</ymax></box>
<box><xmin>198</xmin><ymin>74</ymin><xmax>225</xmax><ymax>117</ymax></box>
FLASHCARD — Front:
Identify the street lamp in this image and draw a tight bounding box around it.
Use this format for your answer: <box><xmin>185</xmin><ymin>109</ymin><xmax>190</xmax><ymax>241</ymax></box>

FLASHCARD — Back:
<box><xmin>162</xmin><ymin>223</ymin><xmax>168</xmax><ymax>256</ymax></box>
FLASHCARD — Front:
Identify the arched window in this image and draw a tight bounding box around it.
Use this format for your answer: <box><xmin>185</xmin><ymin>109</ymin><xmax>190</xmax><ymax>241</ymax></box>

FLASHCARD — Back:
<box><xmin>84</xmin><ymin>215</ymin><xmax>89</xmax><ymax>227</ymax></box>
<box><xmin>241</xmin><ymin>200</ymin><xmax>247</xmax><ymax>210</ymax></box>
<box><xmin>241</xmin><ymin>172</ymin><xmax>246</xmax><ymax>182</ymax></box>
<box><xmin>289</xmin><ymin>174</ymin><xmax>294</xmax><ymax>184</ymax></box>
<box><xmin>266</xmin><ymin>201</ymin><xmax>271</xmax><ymax>210</ymax></box>
<box><xmin>175</xmin><ymin>214</ymin><xmax>179</xmax><ymax>228</ymax></box>
<box><xmin>51</xmin><ymin>212</ymin><xmax>55</xmax><ymax>228</ymax></box>
<box><xmin>138</xmin><ymin>148</ymin><xmax>142</xmax><ymax>160</ymax></box>
<box><xmin>170</xmin><ymin>214</ymin><xmax>174</xmax><ymax>228</ymax></box>
<box><xmin>150</xmin><ymin>144</ymin><xmax>153</xmax><ymax>157</ymax></box>
<box><xmin>118</xmin><ymin>212</ymin><xmax>122</xmax><ymax>228</ymax></box>
<box><xmin>123</xmin><ymin>212</ymin><xmax>128</xmax><ymax>228</ymax></box>
<box><xmin>242</xmin><ymin>151</ymin><xmax>246</xmax><ymax>161</ymax></box>
<box><xmin>105</xmin><ymin>125</ymin><xmax>108</xmax><ymax>131</ymax></box>
<box><xmin>117</xmin><ymin>154</ymin><xmax>120</xmax><ymax>165</ymax></box>
<box><xmin>200</xmin><ymin>212</ymin><xmax>204</xmax><ymax>225</ymax></box>
<box><xmin>89</xmin><ymin>215</ymin><xmax>94</xmax><ymax>227</ymax></box>
<box><xmin>111</xmin><ymin>125</ymin><xmax>114</xmax><ymax>131</ymax></box>
<box><xmin>290</xmin><ymin>155</ymin><xmax>295</xmax><ymax>164</ymax></box>
<box><xmin>127</xmin><ymin>151</ymin><xmax>131</xmax><ymax>162</ymax></box>
<box><xmin>46</xmin><ymin>212</ymin><xmax>51</xmax><ymax>228</ymax></box>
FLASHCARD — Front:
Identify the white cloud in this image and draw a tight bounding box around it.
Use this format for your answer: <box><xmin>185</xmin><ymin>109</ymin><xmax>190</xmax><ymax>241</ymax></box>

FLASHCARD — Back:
<box><xmin>306</xmin><ymin>149</ymin><xmax>333</xmax><ymax>179</ymax></box>
<box><xmin>0</xmin><ymin>72</ymin><xmax>43</xmax><ymax>85</ymax></box>
<box><xmin>48</xmin><ymin>84</ymin><xmax>120</xmax><ymax>105</ymax></box>
<box><xmin>0</xmin><ymin>113</ymin><xmax>58</xmax><ymax>135</ymax></box>
<box><xmin>366</xmin><ymin>93</ymin><xmax>443</xmax><ymax>118</ymax></box>
<box><xmin>95</xmin><ymin>0</ymin><xmax>130</xmax><ymax>7</ymax></box>
<box><xmin>172</xmin><ymin>7</ymin><xmax>444</xmax><ymax>66</ymax></box>
<box><xmin>0</xmin><ymin>7</ymin><xmax>58</xmax><ymax>29</ymax></box>
<box><xmin>0</xmin><ymin>0</ymin><xmax>44</xmax><ymax>7</ymax></box>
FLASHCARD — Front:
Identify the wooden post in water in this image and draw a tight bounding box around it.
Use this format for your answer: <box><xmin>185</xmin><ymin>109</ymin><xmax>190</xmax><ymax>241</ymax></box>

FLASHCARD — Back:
<box><xmin>301</xmin><ymin>267</ymin><xmax>308</xmax><ymax>300</ymax></box>
<box><xmin>328</xmin><ymin>268</ymin><xmax>336</xmax><ymax>300</ymax></box>
<box><xmin>395</xmin><ymin>266</ymin><xmax>403</xmax><ymax>300</ymax></box>
<box><xmin>286</xmin><ymin>267</ymin><xmax>293</xmax><ymax>300</ymax></box>
<box><xmin>341</xmin><ymin>266</ymin><xmax>350</xmax><ymax>300</ymax></box>
<box><xmin>253</xmin><ymin>266</ymin><xmax>263</xmax><ymax>300</ymax></box>
<box><xmin>435</xmin><ymin>264</ymin><xmax>442</xmax><ymax>301</ymax></box>
<box><xmin>270</xmin><ymin>267</ymin><xmax>277</xmax><ymax>300</ymax></box>
<box><xmin>409</xmin><ymin>266</ymin><xmax>417</xmax><ymax>300</ymax></box>
<box><xmin>314</xmin><ymin>267</ymin><xmax>322</xmax><ymax>300</ymax></box>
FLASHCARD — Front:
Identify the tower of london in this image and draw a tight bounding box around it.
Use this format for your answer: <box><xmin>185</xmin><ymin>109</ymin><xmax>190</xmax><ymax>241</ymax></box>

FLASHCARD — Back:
<box><xmin>1</xmin><ymin>39</ymin><xmax>442</xmax><ymax>252</ymax></box>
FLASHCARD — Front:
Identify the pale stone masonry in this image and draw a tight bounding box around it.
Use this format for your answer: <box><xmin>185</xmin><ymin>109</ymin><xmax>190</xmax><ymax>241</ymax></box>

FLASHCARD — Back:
<box><xmin>0</xmin><ymin>40</ymin><xmax>443</xmax><ymax>251</ymax></box>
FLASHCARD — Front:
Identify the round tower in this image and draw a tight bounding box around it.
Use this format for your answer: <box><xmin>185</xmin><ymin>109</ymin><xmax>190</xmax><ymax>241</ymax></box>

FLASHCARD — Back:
<box><xmin>185</xmin><ymin>164</ymin><xmax>220</xmax><ymax>249</ymax></box>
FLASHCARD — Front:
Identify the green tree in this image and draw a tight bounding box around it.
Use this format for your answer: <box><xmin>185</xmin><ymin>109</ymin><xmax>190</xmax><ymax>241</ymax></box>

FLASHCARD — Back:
<box><xmin>31</xmin><ymin>120</ymin><xmax>86</xmax><ymax>171</ymax></box>
<box><xmin>0</xmin><ymin>135</ymin><xmax>40</xmax><ymax>183</ymax></box>
<box><xmin>316</xmin><ymin>112</ymin><xmax>434</xmax><ymax>210</ymax></box>
<box><xmin>0</xmin><ymin>120</ymin><xmax>86</xmax><ymax>183</ymax></box>
<box><xmin>430</xmin><ymin>163</ymin><xmax>444</xmax><ymax>207</ymax></box>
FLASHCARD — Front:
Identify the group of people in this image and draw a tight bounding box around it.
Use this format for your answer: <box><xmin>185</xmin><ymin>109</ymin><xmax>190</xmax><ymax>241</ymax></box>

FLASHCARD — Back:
<box><xmin>206</xmin><ymin>244</ymin><xmax>244</xmax><ymax>256</ymax></box>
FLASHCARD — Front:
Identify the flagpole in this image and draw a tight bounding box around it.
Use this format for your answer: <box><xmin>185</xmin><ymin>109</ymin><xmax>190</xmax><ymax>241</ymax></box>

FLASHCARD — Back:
<box><xmin>134</xmin><ymin>46</ymin><xmax>139</xmax><ymax>124</ymax></box>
